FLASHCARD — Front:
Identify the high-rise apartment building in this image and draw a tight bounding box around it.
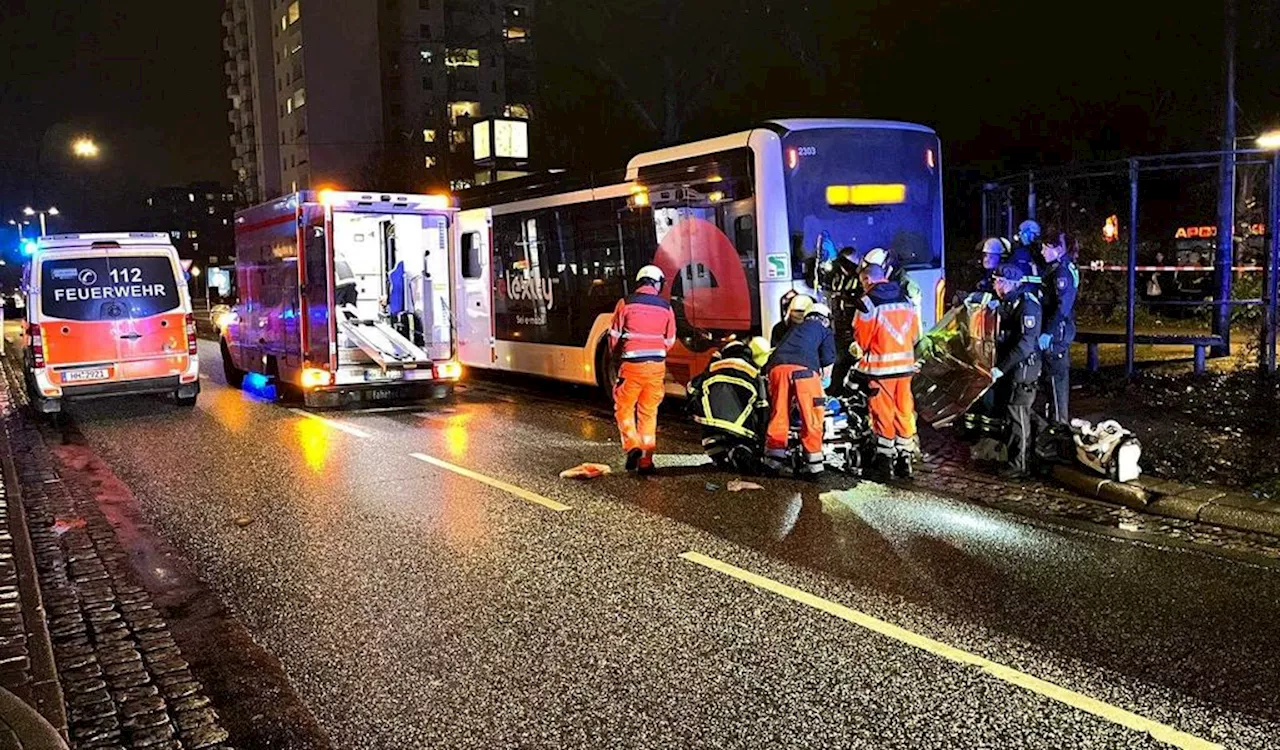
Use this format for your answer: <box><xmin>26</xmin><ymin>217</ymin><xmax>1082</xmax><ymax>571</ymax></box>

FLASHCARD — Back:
<box><xmin>222</xmin><ymin>0</ymin><xmax>536</xmax><ymax>203</ymax></box>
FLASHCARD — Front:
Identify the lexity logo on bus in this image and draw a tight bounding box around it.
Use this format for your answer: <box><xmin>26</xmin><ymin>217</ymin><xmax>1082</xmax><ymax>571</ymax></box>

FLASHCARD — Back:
<box><xmin>504</xmin><ymin>269</ymin><xmax>555</xmax><ymax>310</ymax></box>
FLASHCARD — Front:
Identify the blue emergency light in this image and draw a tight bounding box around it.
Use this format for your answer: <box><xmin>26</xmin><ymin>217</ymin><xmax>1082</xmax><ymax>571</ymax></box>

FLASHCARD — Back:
<box><xmin>20</xmin><ymin>240</ymin><xmax>38</xmax><ymax>256</ymax></box>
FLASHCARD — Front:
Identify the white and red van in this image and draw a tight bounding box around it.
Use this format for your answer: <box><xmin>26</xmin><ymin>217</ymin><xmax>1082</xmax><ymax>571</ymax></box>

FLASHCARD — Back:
<box><xmin>22</xmin><ymin>233</ymin><xmax>199</xmax><ymax>413</ymax></box>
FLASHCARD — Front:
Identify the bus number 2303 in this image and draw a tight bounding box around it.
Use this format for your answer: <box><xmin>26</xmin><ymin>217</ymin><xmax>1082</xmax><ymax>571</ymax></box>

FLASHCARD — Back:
<box><xmin>109</xmin><ymin>268</ymin><xmax>143</xmax><ymax>283</ymax></box>
<box><xmin>795</xmin><ymin>146</ymin><xmax>818</xmax><ymax>157</ymax></box>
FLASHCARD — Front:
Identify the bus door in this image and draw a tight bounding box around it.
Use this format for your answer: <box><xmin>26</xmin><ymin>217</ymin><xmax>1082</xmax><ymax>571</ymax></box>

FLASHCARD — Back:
<box><xmin>454</xmin><ymin>210</ymin><xmax>494</xmax><ymax>366</ymax></box>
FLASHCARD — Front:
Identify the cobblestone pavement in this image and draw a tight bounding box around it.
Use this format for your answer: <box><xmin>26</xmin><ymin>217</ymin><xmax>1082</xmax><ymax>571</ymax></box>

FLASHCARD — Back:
<box><xmin>1</xmin><ymin>388</ymin><xmax>233</xmax><ymax>749</ymax></box>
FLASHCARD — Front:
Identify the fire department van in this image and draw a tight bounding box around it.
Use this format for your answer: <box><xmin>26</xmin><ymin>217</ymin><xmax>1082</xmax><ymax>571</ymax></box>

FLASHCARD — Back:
<box><xmin>22</xmin><ymin>233</ymin><xmax>200</xmax><ymax>413</ymax></box>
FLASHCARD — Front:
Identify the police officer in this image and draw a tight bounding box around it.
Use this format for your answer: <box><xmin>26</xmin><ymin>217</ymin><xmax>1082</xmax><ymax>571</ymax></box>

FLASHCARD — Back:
<box><xmin>1010</xmin><ymin>220</ymin><xmax>1043</xmax><ymax>290</ymax></box>
<box><xmin>991</xmin><ymin>263</ymin><xmax>1042</xmax><ymax>478</ymax></box>
<box><xmin>1039</xmin><ymin>232</ymin><xmax>1079</xmax><ymax>424</ymax></box>
<box><xmin>771</xmin><ymin>293</ymin><xmax>814</xmax><ymax>347</ymax></box>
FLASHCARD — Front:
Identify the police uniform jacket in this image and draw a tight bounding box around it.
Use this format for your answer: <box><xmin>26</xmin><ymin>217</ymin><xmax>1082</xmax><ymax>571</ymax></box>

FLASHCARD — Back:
<box><xmin>997</xmin><ymin>287</ymin><xmax>1042</xmax><ymax>383</ymax></box>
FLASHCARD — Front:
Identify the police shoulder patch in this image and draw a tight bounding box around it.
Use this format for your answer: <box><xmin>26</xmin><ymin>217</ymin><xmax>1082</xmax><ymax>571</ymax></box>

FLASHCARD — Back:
<box><xmin>1057</xmin><ymin>277</ymin><xmax>1068</xmax><ymax>290</ymax></box>
<box><xmin>1024</xmin><ymin>316</ymin><xmax>1036</xmax><ymax>329</ymax></box>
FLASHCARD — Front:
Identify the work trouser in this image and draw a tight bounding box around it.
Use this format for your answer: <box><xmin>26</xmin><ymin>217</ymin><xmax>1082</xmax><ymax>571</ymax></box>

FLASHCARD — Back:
<box><xmin>1004</xmin><ymin>380</ymin><xmax>1037</xmax><ymax>473</ymax></box>
<box><xmin>868</xmin><ymin>375</ymin><xmax>917</xmax><ymax>459</ymax></box>
<box><xmin>1041</xmin><ymin>348</ymin><xmax>1070</xmax><ymax>424</ymax></box>
<box><xmin>614</xmin><ymin>361</ymin><xmax>666</xmax><ymax>458</ymax></box>
<box><xmin>764</xmin><ymin>365</ymin><xmax>825</xmax><ymax>474</ymax></box>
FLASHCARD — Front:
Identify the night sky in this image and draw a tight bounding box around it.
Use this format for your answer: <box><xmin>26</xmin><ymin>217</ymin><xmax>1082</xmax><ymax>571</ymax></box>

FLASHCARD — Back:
<box><xmin>0</xmin><ymin>0</ymin><xmax>1275</xmax><ymax>240</ymax></box>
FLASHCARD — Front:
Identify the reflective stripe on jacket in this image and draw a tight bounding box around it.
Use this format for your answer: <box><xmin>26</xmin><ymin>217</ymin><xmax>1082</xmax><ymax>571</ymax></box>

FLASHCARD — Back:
<box><xmin>689</xmin><ymin>358</ymin><xmax>766</xmax><ymax>439</ymax></box>
<box><xmin>608</xmin><ymin>284</ymin><xmax>677</xmax><ymax>363</ymax></box>
<box><xmin>854</xmin><ymin>280</ymin><xmax>921</xmax><ymax>378</ymax></box>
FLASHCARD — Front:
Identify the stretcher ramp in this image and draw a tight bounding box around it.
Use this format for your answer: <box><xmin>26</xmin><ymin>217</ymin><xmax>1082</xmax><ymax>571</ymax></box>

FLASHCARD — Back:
<box><xmin>338</xmin><ymin>307</ymin><xmax>433</xmax><ymax>369</ymax></box>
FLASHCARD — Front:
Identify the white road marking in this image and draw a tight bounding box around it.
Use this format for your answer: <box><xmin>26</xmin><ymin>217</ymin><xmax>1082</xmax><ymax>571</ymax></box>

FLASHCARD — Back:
<box><xmin>409</xmin><ymin>453</ymin><xmax>571</xmax><ymax>512</ymax></box>
<box><xmin>288</xmin><ymin>408</ymin><xmax>373</xmax><ymax>439</ymax></box>
<box><xmin>679</xmin><ymin>551</ymin><xmax>1221</xmax><ymax>750</ymax></box>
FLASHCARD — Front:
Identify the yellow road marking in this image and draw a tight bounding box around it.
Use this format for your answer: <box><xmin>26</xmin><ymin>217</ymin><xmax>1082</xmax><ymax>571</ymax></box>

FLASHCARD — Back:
<box><xmin>287</xmin><ymin>408</ymin><xmax>372</xmax><ymax>439</ymax></box>
<box><xmin>409</xmin><ymin>453</ymin><xmax>571</xmax><ymax>512</ymax></box>
<box><xmin>679</xmin><ymin>551</ymin><xmax>1221</xmax><ymax>750</ymax></box>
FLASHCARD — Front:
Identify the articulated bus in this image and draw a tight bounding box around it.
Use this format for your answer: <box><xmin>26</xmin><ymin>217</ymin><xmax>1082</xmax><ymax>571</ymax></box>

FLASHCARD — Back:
<box><xmin>453</xmin><ymin>118</ymin><xmax>945</xmax><ymax>394</ymax></box>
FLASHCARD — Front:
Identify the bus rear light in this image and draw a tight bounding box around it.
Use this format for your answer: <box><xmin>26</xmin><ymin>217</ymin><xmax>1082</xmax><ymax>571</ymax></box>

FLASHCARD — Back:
<box><xmin>301</xmin><ymin>367</ymin><xmax>333</xmax><ymax>389</ymax></box>
<box><xmin>926</xmin><ymin>148</ymin><xmax>936</xmax><ymax>169</ymax></box>
<box><xmin>28</xmin><ymin>324</ymin><xmax>44</xmax><ymax>368</ymax></box>
<box><xmin>935</xmin><ymin>278</ymin><xmax>946</xmax><ymax>323</ymax></box>
<box><xmin>185</xmin><ymin>313</ymin><xmax>198</xmax><ymax>355</ymax></box>
<box><xmin>434</xmin><ymin>361</ymin><xmax>462</xmax><ymax>380</ymax></box>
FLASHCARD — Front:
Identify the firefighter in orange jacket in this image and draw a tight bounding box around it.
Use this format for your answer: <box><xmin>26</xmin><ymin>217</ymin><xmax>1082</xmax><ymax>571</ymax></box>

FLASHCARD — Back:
<box><xmin>853</xmin><ymin>250</ymin><xmax>922</xmax><ymax>479</ymax></box>
<box><xmin>609</xmin><ymin>265</ymin><xmax>677</xmax><ymax>474</ymax></box>
<box><xmin>763</xmin><ymin>303</ymin><xmax>836</xmax><ymax>476</ymax></box>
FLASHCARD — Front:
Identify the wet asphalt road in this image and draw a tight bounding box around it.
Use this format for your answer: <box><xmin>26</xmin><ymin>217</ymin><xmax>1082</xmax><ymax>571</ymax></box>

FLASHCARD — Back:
<box><xmin>38</xmin><ymin>340</ymin><xmax>1280</xmax><ymax>749</ymax></box>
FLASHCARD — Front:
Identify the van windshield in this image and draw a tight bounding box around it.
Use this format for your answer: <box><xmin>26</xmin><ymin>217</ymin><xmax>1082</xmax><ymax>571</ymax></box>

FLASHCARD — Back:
<box><xmin>40</xmin><ymin>255</ymin><xmax>181</xmax><ymax>321</ymax></box>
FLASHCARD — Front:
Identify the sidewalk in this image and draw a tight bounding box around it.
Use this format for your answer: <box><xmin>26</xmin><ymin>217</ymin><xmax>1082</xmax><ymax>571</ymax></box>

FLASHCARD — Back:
<box><xmin>917</xmin><ymin>427</ymin><xmax>1280</xmax><ymax>553</ymax></box>
<box><xmin>0</xmin><ymin>364</ymin><xmax>233</xmax><ymax>749</ymax></box>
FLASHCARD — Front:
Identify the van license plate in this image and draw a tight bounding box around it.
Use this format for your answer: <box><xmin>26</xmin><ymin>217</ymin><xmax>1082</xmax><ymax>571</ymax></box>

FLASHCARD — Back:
<box><xmin>62</xmin><ymin>368</ymin><xmax>110</xmax><ymax>383</ymax></box>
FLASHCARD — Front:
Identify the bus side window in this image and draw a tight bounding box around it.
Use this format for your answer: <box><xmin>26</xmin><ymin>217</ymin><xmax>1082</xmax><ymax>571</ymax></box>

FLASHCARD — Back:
<box><xmin>460</xmin><ymin>232</ymin><xmax>482</xmax><ymax>280</ymax></box>
<box><xmin>734</xmin><ymin>215</ymin><xmax>756</xmax><ymax>259</ymax></box>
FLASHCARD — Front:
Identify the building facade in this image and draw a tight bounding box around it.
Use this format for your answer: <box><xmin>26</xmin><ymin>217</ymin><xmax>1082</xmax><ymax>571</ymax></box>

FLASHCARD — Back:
<box><xmin>222</xmin><ymin>0</ymin><xmax>536</xmax><ymax>202</ymax></box>
<box><xmin>142</xmin><ymin>183</ymin><xmax>238</xmax><ymax>271</ymax></box>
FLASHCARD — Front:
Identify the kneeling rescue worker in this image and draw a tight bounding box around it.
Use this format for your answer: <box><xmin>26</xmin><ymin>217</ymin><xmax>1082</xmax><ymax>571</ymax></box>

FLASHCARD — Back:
<box><xmin>610</xmin><ymin>265</ymin><xmax>677</xmax><ymax>474</ymax></box>
<box><xmin>853</xmin><ymin>249</ymin><xmax>922</xmax><ymax>479</ymax></box>
<box><xmin>687</xmin><ymin>337</ymin><xmax>771</xmax><ymax>473</ymax></box>
<box><xmin>763</xmin><ymin>303</ymin><xmax>836</xmax><ymax>476</ymax></box>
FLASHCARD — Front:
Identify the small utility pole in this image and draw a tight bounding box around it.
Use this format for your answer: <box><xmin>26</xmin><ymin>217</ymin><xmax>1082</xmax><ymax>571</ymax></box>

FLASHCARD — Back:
<box><xmin>1213</xmin><ymin>0</ymin><xmax>1237</xmax><ymax>356</ymax></box>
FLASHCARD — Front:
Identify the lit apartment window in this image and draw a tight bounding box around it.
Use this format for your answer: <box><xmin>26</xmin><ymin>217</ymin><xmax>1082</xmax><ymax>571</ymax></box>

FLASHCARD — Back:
<box><xmin>450</xmin><ymin>179</ymin><xmax>473</xmax><ymax>191</ymax></box>
<box><xmin>207</xmin><ymin>206</ymin><xmax>216</xmax><ymax>215</ymax></box>
<box><xmin>287</xmin><ymin>1</ymin><xmax>300</xmax><ymax>24</ymax></box>
<box><xmin>504</xmin><ymin>27</ymin><xmax>527</xmax><ymax>39</ymax></box>
<box><xmin>423</xmin><ymin>129</ymin><xmax>437</xmax><ymax>143</ymax></box>
<box><xmin>171</xmin><ymin>231</ymin><xmax>181</xmax><ymax>239</ymax></box>
<box><xmin>420</xmin><ymin>48</ymin><xmax>433</xmax><ymax>64</ymax></box>
<box><xmin>504</xmin><ymin>103</ymin><xmax>531</xmax><ymax>119</ymax></box>
<box><xmin>188</xmin><ymin>193</ymin><xmax>195</xmax><ymax>202</ymax></box>
<box><xmin>281</xmin><ymin>15</ymin><xmax>287</xmax><ymax>30</ymax></box>
<box><xmin>292</xmin><ymin>180</ymin><xmax>298</xmax><ymax>192</ymax></box>
<box><xmin>448</xmin><ymin>101</ymin><xmax>480</xmax><ymax>125</ymax></box>
<box><xmin>293</xmin><ymin>88</ymin><xmax>306</xmax><ymax>109</ymax></box>
<box><xmin>188</xmin><ymin>230</ymin><xmax>199</xmax><ymax>239</ymax></box>
<box><xmin>291</xmin><ymin>44</ymin><xmax>303</xmax><ymax>55</ymax></box>
<box><xmin>445</xmin><ymin>48</ymin><xmax>480</xmax><ymax>68</ymax></box>
<box><xmin>425</xmin><ymin>156</ymin><xmax>437</xmax><ymax>168</ymax></box>
<box><xmin>287</xmin><ymin>97</ymin><xmax>293</xmax><ymax>114</ymax></box>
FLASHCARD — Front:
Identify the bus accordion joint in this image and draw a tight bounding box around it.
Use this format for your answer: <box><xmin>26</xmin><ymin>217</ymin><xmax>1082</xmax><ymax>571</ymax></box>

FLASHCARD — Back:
<box><xmin>826</xmin><ymin>183</ymin><xmax>908</xmax><ymax>207</ymax></box>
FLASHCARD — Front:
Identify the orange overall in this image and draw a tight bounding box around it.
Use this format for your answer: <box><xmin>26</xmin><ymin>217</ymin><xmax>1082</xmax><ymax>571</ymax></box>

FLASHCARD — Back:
<box><xmin>764</xmin><ymin>365</ymin><xmax>826</xmax><ymax>474</ymax></box>
<box><xmin>854</xmin><ymin>280</ymin><xmax>921</xmax><ymax>459</ymax></box>
<box><xmin>609</xmin><ymin>284</ymin><xmax>676</xmax><ymax>468</ymax></box>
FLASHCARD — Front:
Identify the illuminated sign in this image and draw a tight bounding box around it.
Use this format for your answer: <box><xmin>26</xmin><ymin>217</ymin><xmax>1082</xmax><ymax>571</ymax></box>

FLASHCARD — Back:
<box><xmin>1102</xmin><ymin>215</ymin><xmax>1118</xmax><ymax>243</ymax></box>
<box><xmin>1174</xmin><ymin>223</ymin><xmax>1266</xmax><ymax>239</ymax></box>
<box><xmin>826</xmin><ymin>183</ymin><xmax>907</xmax><ymax>206</ymax></box>
<box><xmin>473</xmin><ymin>118</ymin><xmax>529</xmax><ymax>162</ymax></box>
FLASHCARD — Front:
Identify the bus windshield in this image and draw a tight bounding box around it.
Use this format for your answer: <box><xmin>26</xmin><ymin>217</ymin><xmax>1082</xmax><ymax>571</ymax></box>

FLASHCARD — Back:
<box><xmin>783</xmin><ymin>127</ymin><xmax>943</xmax><ymax>278</ymax></box>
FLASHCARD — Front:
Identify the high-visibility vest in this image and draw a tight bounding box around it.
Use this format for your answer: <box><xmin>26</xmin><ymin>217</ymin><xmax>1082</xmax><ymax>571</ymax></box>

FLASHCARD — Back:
<box><xmin>689</xmin><ymin>359</ymin><xmax>765</xmax><ymax>439</ymax></box>
<box><xmin>854</xmin><ymin>281</ymin><xmax>921</xmax><ymax>378</ymax></box>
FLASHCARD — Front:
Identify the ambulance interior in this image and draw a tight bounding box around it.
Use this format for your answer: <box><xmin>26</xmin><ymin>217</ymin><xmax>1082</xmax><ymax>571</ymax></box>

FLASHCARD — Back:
<box><xmin>330</xmin><ymin>212</ymin><xmax>453</xmax><ymax>367</ymax></box>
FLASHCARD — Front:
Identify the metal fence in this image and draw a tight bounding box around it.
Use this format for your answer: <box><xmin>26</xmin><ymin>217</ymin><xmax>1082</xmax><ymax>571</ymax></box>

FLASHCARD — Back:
<box><xmin>981</xmin><ymin>149</ymin><xmax>1280</xmax><ymax>375</ymax></box>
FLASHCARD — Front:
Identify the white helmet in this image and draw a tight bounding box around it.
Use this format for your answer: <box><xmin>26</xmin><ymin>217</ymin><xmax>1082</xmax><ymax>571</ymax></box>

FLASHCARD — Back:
<box><xmin>807</xmin><ymin>303</ymin><xmax>832</xmax><ymax>319</ymax></box>
<box><xmin>635</xmin><ymin>265</ymin><xmax>665</xmax><ymax>286</ymax></box>
<box><xmin>860</xmin><ymin>247</ymin><xmax>889</xmax><ymax>270</ymax></box>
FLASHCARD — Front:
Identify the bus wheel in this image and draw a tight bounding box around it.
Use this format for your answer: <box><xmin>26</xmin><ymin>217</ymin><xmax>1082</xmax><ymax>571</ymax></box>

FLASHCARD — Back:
<box><xmin>220</xmin><ymin>340</ymin><xmax>244</xmax><ymax>389</ymax></box>
<box><xmin>595</xmin><ymin>341</ymin><xmax>618</xmax><ymax>404</ymax></box>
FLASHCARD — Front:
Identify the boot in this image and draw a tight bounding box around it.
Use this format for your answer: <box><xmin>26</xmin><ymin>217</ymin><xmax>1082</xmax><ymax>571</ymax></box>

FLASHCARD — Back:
<box><xmin>893</xmin><ymin>453</ymin><xmax>914</xmax><ymax>480</ymax></box>
<box><xmin>637</xmin><ymin>451</ymin><xmax>657</xmax><ymax>476</ymax></box>
<box><xmin>625</xmin><ymin>448</ymin><xmax>643</xmax><ymax>472</ymax></box>
<box><xmin>869</xmin><ymin>452</ymin><xmax>894</xmax><ymax>481</ymax></box>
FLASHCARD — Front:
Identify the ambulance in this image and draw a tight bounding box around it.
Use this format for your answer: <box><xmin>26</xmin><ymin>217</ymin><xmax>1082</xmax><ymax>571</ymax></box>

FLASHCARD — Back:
<box><xmin>22</xmin><ymin>233</ymin><xmax>200</xmax><ymax>413</ymax></box>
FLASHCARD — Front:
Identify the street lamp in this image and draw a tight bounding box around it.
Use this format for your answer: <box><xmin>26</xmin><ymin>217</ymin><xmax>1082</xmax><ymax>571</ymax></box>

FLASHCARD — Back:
<box><xmin>23</xmin><ymin>206</ymin><xmax>60</xmax><ymax>237</ymax></box>
<box><xmin>72</xmin><ymin>137</ymin><xmax>100</xmax><ymax>159</ymax></box>
<box><xmin>1256</xmin><ymin>131</ymin><xmax>1280</xmax><ymax>151</ymax></box>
